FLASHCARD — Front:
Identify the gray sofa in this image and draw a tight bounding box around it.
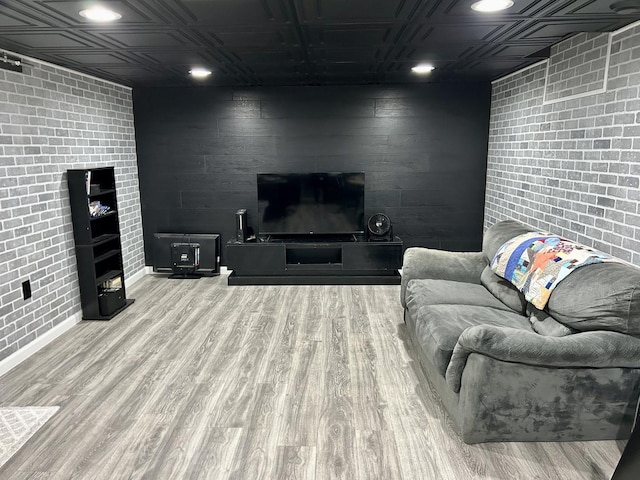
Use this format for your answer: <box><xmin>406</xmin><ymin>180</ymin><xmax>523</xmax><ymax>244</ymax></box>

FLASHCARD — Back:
<box><xmin>401</xmin><ymin>220</ymin><xmax>640</xmax><ymax>444</ymax></box>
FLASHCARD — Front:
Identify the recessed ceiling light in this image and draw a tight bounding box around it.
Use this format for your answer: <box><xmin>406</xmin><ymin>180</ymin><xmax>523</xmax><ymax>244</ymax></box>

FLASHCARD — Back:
<box><xmin>610</xmin><ymin>1</ymin><xmax>640</xmax><ymax>14</ymax></box>
<box><xmin>471</xmin><ymin>0</ymin><xmax>514</xmax><ymax>12</ymax></box>
<box><xmin>411</xmin><ymin>64</ymin><xmax>435</xmax><ymax>74</ymax></box>
<box><xmin>189</xmin><ymin>68</ymin><xmax>212</xmax><ymax>78</ymax></box>
<box><xmin>79</xmin><ymin>6</ymin><xmax>122</xmax><ymax>22</ymax></box>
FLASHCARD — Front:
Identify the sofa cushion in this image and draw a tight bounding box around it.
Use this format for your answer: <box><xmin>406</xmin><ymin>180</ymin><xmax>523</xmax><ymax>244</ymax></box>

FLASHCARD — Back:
<box><xmin>405</xmin><ymin>279</ymin><xmax>516</xmax><ymax>326</ymax></box>
<box><xmin>548</xmin><ymin>262</ymin><xmax>640</xmax><ymax>335</ymax></box>
<box><xmin>482</xmin><ymin>220</ymin><xmax>532</xmax><ymax>263</ymax></box>
<box><xmin>480</xmin><ymin>266</ymin><xmax>527</xmax><ymax>314</ymax></box>
<box><xmin>413</xmin><ymin>304</ymin><xmax>532</xmax><ymax>377</ymax></box>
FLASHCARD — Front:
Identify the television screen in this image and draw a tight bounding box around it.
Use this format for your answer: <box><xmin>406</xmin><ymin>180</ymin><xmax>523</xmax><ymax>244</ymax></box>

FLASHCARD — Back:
<box><xmin>153</xmin><ymin>233</ymin><xmax>220</xmax><ymax>275</ymax></box>
<box><xmin>257</xmin><ymin>172</ymin><xmax>365</xmax><ymax>235</ymax></box>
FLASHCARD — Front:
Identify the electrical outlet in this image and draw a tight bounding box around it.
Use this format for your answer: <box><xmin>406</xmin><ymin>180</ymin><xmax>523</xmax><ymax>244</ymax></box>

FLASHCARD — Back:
<box><xmin>22</xmin><ymin>280</ymin><xmax>31</xmax><ymax>300</ymax></box>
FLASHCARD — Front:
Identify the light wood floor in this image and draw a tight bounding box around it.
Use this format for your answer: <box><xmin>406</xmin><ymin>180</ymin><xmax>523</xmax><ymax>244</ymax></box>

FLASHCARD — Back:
<box><xmin>0</xmin><ymin>273</ymin><xmax>625</xmax><ymax>479</ymax></box>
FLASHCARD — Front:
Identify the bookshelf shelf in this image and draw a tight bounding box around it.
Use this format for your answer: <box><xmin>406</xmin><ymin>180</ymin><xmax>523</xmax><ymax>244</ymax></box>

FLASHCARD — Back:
<box><xmin>88</xmin><ymin>188</ymin><xmax>116</xmax><ymax>197</ymax></box>
<box><xmin>90</xmin><ymin>211</ymin><xmax>117</xmax><ymax>221</ymax></box>
<box><xmin>94</xmin><ymin>249</ymin><xmax>120</xmax><ymax>264</ymax></box>
<box><xmin>91</xmin><ymin>233</ymin><xmax>120</xmax><ymax>246</ymax></box>
<box><xmin>95</xmin><ymin>269</ymin><xmax>123</xmax><ymax>287</ymax></box>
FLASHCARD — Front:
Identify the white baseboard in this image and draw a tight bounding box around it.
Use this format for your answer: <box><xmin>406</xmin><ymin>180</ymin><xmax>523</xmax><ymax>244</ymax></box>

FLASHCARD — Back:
<box><xmin>0</xmin><ymin>310</ymin><xmax>83</xmax><ymax>378</ymax></box>
<box><xmin>0</xmin><ymin>266</ymin><xmax>150</xmax><ymax>379</ymax></box>
<box><xmin>127</xmin><ymin>266</ymin><xmax>151</xmax><ymax>286</ymax></box>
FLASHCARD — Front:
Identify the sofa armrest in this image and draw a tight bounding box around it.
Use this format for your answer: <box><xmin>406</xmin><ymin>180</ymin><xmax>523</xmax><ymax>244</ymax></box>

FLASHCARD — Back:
<box><xmin>401</xmin><ymin>248</ymin><xmax>486</xmax><ymax>308</ymax></box>
<box><xmin>446</xmin><ymin>325</ymin><xmax>640</xmax><ymax>393</ymax></box>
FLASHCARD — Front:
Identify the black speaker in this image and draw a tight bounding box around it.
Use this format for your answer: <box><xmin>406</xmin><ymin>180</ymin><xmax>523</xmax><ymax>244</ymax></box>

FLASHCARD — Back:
<box><xmin>366</xmin><ymin>213</ymin><xmax>393</xmax><ymax>241</ymax></box>
<box><xmin>236</xmin><ymin>209</ymin><xmax>247</xmax><ymax>242</ymax></box>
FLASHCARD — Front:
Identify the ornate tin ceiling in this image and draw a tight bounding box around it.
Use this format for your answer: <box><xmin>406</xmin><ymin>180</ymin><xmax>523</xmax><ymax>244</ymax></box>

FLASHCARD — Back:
<box><xmin>0</xmin><ymin>0</ymin><xmax>639</xmax><ymax>86</ymax></box>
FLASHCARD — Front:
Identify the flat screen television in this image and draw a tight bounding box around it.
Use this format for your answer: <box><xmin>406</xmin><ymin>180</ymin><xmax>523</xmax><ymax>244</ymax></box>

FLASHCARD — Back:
<box><xmin>152</xmin><ymin>233</ymin><xmax>220</xmax><ymax>276</ymax></box>
<box><xmin>257</xmin><ymin>172</ymin><xmax>365</xmax><ymax>236</ymax></box>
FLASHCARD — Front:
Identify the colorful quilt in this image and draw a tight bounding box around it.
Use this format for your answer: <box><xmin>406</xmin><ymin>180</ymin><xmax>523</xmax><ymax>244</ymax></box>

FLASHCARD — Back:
<box><xmin>490</xmin><ymin>232</ymin><xmax>621</xmax><ymax>309</ymax></box>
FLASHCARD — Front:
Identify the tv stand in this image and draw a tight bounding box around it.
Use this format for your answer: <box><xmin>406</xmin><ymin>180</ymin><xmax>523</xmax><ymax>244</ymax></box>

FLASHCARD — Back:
<box><xmin>263</xmin><ymin>233</ymin><xmax>360</xmax><ymax>243</ymax></box>
<box><xmin>226</xmin><ymin>237</ymin><xmax>402</xmax><ymax>285</ymax></box>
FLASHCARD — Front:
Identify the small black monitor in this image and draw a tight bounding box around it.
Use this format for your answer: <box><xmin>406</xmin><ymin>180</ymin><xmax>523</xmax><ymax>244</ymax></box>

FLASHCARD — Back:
<box><xmin>153</xmin><ymin>233</ymin><xmax>220</xmax><ymax>276</ymax></box>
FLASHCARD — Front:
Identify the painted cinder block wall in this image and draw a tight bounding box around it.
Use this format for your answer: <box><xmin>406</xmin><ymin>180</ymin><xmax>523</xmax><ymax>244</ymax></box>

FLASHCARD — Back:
<box><xmin>486</xmin><ymin>22</ymin><xmax>640</xmax><ymax>266</ymax></box>
<box><xmin>0</xmin><ymin>56</ymin><xmax>145</xmax><ymax>363</ymax></box>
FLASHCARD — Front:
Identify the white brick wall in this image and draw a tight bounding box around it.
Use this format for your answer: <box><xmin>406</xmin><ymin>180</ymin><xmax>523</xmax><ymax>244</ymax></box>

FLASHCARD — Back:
<box><xmin>486</xmin><ymin>22</ymin><xmax>640</xmax><ymax>267</ymax></box>
<box><xmin>0</xmin><ymin>58</ymin><xmax>144</xmax><ymax>361</ymax></box>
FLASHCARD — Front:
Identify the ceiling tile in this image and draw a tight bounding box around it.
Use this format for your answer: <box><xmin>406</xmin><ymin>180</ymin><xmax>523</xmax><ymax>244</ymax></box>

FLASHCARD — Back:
<box><xmin>312</xmin><ymin>27</ymin><xmax>390</xmax><ymax>46</ymax></box>
<box><xmin>491</xmin><ymin>44</ymin><xmax>551</xmax><ymax>58</ymax></box>
<box><xmin>301</xmin><ymin>0</ymin><xmax>411</xmax><ymax>21</ymax></box>
<box><xmin>213</xmin><ymin>30</ymin><xmax>280</xmax><ymax>47</ymax></box>
<box><xmin>410</xmin><ymin>43</ymin><xmax>476</xmax><ymax>61</ymax></box>
<box><xmin>0</xmin><ymin>11</ymin><xmax>33</xmax><ymax>27</ymax></box>
<box><xmin>142</xmin><ymin>51</ymin><xmax>212</xmax><ymax>64</ymax></box>
<box><xmin>102</xmin><ymin>31</ymin><xmax>195</xmax><ymax>48</ymax></box>
<box><xmin>0</xmin><ymin>32</ymin><xmax>91</xmax><ymax>48</ymax></box>
<box><xmin>59</xmin><ymin>53</ymin><xmax>130</xmax><ymax>64</ymax></box>
<box><xmin>521</xmin><ymin>21</ymin><xmax>617</xmax><ymax>39</ymax></box>
<box><xmin>311</xmin><ymin>47</ymin><xmax>378</xmax><ymax>62</ymax></box>
<box><xmin>424</xmin><ymin>23</ymin><xmax>502</xmax><ymax>42</ymax></box>
<box><xmin>179</xmin><ymin>0</ymin><xmax>275</xmax><ymax>24</ymax></box>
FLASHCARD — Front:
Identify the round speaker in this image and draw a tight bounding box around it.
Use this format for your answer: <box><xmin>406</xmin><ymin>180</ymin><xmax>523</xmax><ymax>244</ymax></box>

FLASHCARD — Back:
<box><xmin>367</xmin><ymin>213</ymin><xmax>392</xmax><ymax>239</ymax></box>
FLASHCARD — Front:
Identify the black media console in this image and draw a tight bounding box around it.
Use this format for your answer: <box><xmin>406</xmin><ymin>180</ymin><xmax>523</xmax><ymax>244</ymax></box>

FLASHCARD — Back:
<box><xmin>226</xmin><ymin>237</ymin><xmax>403</xmax><ymax>285</ymax></box>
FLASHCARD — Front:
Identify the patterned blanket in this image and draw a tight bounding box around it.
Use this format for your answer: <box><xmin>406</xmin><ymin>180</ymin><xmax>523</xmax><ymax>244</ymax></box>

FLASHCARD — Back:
<box><xmin>490</xmin><ymin>232</ymin><xmax>621</xmax><ymax>309</ymax></box>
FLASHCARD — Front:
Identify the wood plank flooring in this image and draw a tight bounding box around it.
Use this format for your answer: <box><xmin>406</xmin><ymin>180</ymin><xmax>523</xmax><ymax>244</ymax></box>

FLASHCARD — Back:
<box><xmin>0</xmin><ymin>273</ymin><xmax>626</xmax><ymax>479</ymax></box>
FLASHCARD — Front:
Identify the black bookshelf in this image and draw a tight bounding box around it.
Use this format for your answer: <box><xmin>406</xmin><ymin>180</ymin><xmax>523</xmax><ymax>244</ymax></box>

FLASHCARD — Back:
<box><xmin>67</xmin><ymin>167</ymin><xmax>134</xmax><ymax>320</ymax></box>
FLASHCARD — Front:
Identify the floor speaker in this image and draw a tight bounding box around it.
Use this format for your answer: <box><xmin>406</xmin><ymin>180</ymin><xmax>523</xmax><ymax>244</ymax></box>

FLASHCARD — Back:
<box><xmin>236</xmin><ymin>209</ymin><xmax>247</xmax><ymax>242</ymax></box>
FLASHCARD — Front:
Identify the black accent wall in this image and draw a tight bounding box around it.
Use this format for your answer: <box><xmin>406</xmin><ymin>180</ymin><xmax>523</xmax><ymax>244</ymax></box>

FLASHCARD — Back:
<box><xmin>133</xmin><ymin>84</ymin><xmax>491</xmax><ymax>266</ymax></box>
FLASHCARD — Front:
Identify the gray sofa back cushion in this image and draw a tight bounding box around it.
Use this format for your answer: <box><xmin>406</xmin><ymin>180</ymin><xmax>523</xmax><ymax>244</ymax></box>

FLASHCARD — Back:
<box><xmin>548</xmin><ymin>262</ymin><xmax>640</xmax><ymax>335</ymax></box>
<box><xmin>482</xmin><ymin>220</ymin><xmax>533</xmax><ymax>262</ymax></box>
<box><xmin>480</xmin><ymin>266</ymin><xmax>527</xmax><ymax>314</ymax></box>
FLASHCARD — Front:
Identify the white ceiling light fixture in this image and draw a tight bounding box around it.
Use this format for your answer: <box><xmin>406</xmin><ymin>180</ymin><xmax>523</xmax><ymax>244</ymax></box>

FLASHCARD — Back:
<box><xmin>79</xmin><ymin>6</ymin><xmax>122</xmax><ymax>22</ymax></box>
<box><xmin>471</xmin><ymin>0</ymin><xmax>514</xmax><ymax>12</ymax></box>
<box><xmin>411</xmin><ymin>63</ymin><xmax>435</xmax><ymax>74</ymax></box>
<box><xmin>189</xmin><ymin>68</ymin><xmax>212</xmax><ymax>78</ymax></box>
